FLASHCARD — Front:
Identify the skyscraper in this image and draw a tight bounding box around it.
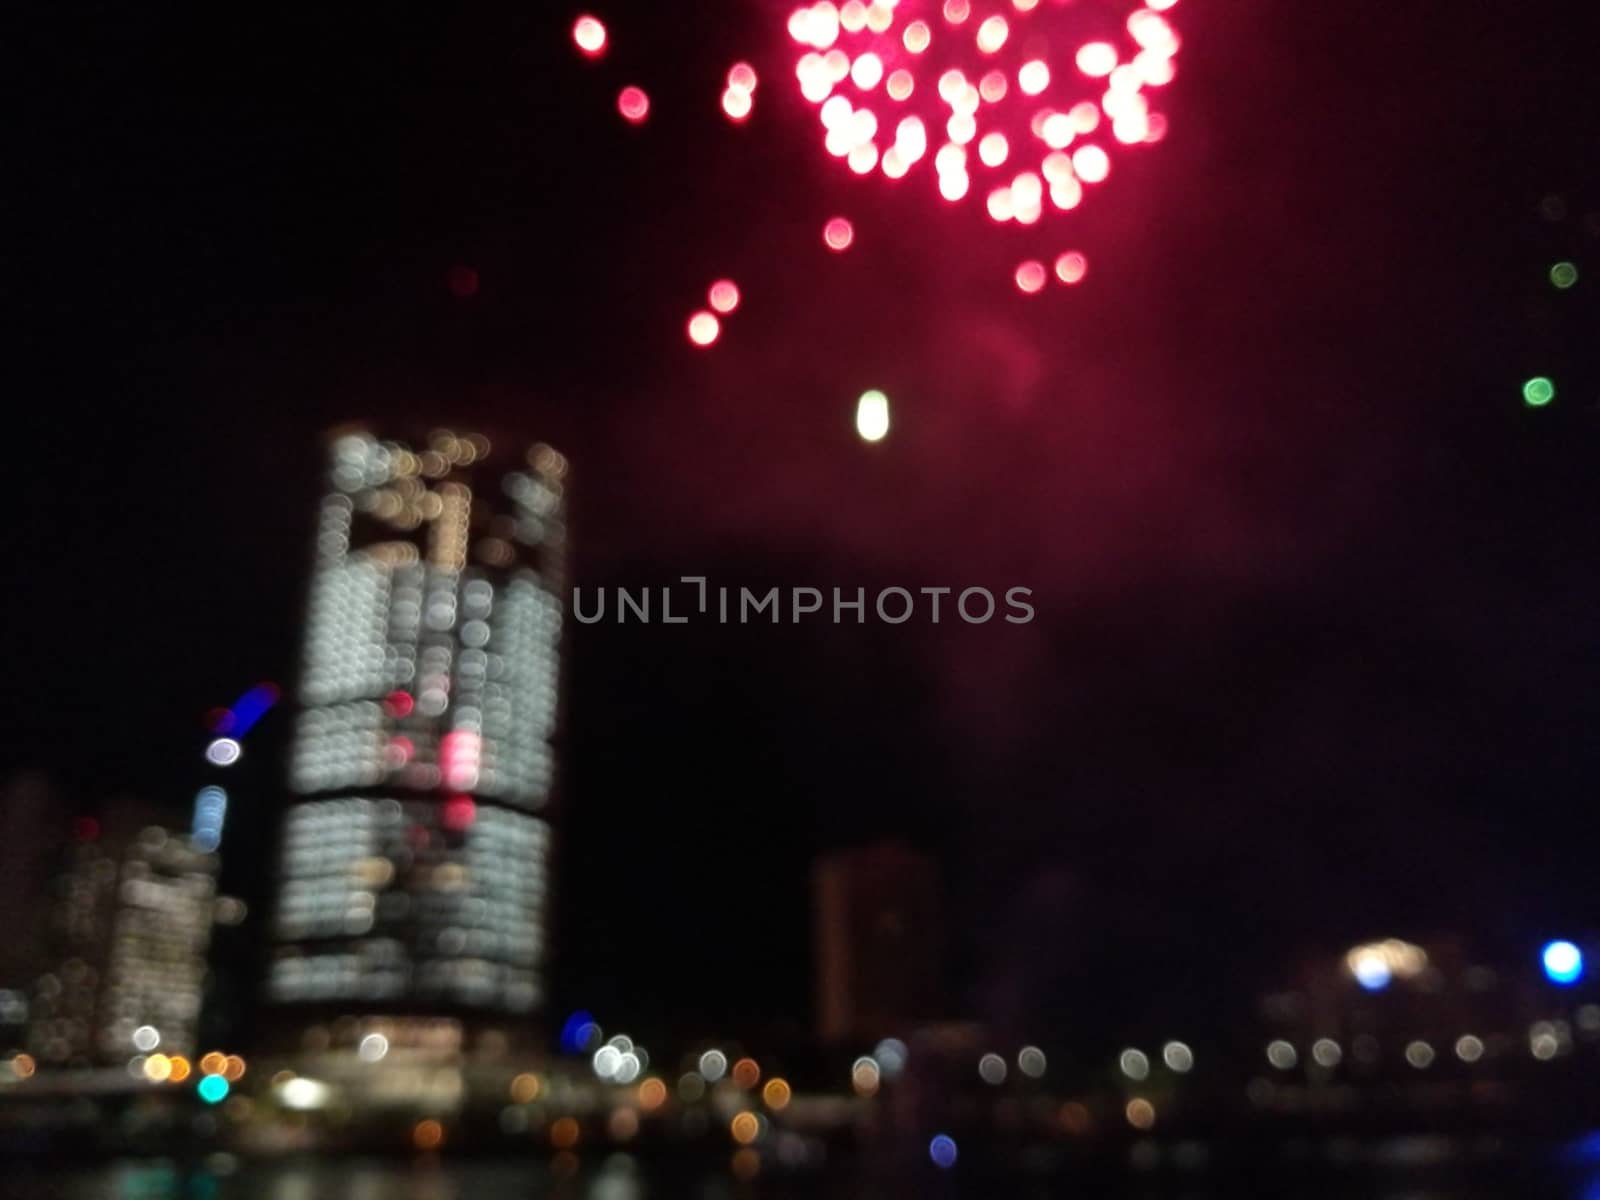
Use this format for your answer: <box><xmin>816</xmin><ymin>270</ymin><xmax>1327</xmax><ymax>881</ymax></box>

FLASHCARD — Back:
<box><xmin>268</xmin><ymin>430</ymin><xmax>566</xmax><ymax>1040</ymax></box>
<box><xmin>27</xmin><ymin>801</ymin><xmax>218</xmax><ymax>1068</ymax></box>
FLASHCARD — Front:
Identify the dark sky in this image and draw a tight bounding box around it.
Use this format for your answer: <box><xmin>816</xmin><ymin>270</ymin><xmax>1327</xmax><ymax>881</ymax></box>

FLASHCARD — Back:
<box><xmin>8</xmin><ymin>1</ymin><xmax>1598</xmax><ymax>1044</ymax></box>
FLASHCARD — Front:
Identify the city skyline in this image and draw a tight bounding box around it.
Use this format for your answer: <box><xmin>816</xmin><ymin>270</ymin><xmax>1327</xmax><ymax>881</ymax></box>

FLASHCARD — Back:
<box><xmin>7</xmin><ymin>0</ymin><xmax>1599</xmax><ymax>1051</ymax></box>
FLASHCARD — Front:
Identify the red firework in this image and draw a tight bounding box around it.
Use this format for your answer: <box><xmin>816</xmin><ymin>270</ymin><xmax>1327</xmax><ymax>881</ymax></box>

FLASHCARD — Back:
<box><xmin>788</xmin><ymin>0</ymin><xmax>1181</xmax><ymax>286</ymax></box>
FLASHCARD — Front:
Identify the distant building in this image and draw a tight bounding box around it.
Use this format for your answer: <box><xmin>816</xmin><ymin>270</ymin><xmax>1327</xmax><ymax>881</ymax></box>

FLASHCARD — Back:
<box><xmin>267</xmin><ymin>430</ymin><xmax>567</xmax><ymax>1054</ymax></box>
<box><xmin>814</xmin><ymin>844</ymin><xmax>944</xmax><ymax>1043</ymax></box>
<box><xmin>0</xmin><ymin>773</ymin><xmax>67</xmax><ymax>1034</ymax></box>
<box><xmin>27</xmin><ymin>802</ymin><xmax>218</xmax><ymax>1067</ymax></box>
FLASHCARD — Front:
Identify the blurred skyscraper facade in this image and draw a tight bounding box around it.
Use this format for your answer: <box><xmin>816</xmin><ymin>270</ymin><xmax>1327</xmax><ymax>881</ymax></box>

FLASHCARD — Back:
<box><xmin>268</xmin><ymin>430</ymin><xmax>567</xmax><ymax>1040</ymax></box>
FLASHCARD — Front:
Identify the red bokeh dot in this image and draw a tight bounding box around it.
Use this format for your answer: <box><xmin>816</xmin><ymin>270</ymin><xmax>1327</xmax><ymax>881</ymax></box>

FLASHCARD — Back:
<box><xmin>618</xmin><ymin>86</ymin><xmax>650</xmax><ymax>124</ymax></box>
<box><xmin>1015</xmin><ymin>260</ymin><xmax>1048</xmax><ymax>293</ymax></box>
<box><xmin>1054</xmin><ymin>252</ymin><xmax>1088</xmax><ymax>284</ymax></box>
<box><xmin>823</xmin><ymin>216</ymin><xmax>855</xmax><ymax>251</ymax></box>
<box><xmin>442</xmin><ymin>795</ymin><xmax>478</xmax><ymax>832</ymax></box>
<box><xmin>709</xmin><ymin>280</ymin><xmax>741</xmax><ymax>314</ymax></box>
<box><xmin>447</xmin><ymin>266</ymin><xmax>479</xmax><ymax>299</ymax></box>
<box><xmin>385</xmin><ymin>690</ymin><xmax>416</xmax><ymax>718</ymax></box>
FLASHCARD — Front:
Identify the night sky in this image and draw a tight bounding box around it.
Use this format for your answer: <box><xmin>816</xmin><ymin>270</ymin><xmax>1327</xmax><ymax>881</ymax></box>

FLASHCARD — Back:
<box><xmin>8</xmin><ymin>2</ymin><xmax>1598</xmax><ymax>1047</ymax></box>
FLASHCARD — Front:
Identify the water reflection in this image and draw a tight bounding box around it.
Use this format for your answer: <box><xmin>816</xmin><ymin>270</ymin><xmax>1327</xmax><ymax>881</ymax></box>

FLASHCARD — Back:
<box><xmin>11</xmin><ymin>1141</ymin><xmax>1600</xmax><ymax>1200</ymax></box>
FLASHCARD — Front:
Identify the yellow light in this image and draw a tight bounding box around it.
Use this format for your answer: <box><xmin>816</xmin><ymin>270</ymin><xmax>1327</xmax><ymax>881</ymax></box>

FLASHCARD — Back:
<box><xmin>730</xmin><ymin>1111</ymin><xmax>760</xmax><ymax>1144</ymax></box>
<box><xmin>168</xmin><ymin>1056</ymin><xmax>192</xmax><ymax>1083</ymax></box>
<box><xmin>761</xmin><ymin>1078</ymin><xmax>792</xmax><ymax>1111</ymax></box>
<box><xmin>510</xmin><ymin>1073</ymin><xmax>541</xmax><ymax>1104</ymax></box>
<box><xmin>143</xmin><ymin>1053</ymin><xmax>173</xmax><ymax>1083</ymax></box>
<box><xmin>638</xmin><ymin>1077</ymin><xmax>668</xmax><ymax>1111</ymax></box>
<box><xmin>1125</xmin><ymin>1098</ymin><xmax>1156</xmax><ymax>1130</ymax></box>
<box><xmin>852</xmin><ymin>1058</ymin><xmax>881</xmax><ymax>1097</ymax></box>
<box><xmin>223</xmin><ymin>1055</ymin><xmax>247</xmax><ymax>1082</ymax></box>
<box><xmin>200</xmin><ymin>1051</ymin><xmax>227</xmax><ymax>1076</ymax></box>
<box><xmin>856</xmin><ymin>390</ymin><xmax>890</xmax><ymax>442</ymax></box>
<box><xmin>12</xmin><ymin>1053</ymin><xmax>36</xmax><ymax>1080</ymax></box>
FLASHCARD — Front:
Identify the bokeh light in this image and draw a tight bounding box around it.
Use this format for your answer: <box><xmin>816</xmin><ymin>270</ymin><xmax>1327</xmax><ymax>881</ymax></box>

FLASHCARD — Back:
<box><xmin>1014</xmin><ymin>260</ymin><xmax>1047</xmax><ymax>293</ymax></box>
<box><xmin>723</xmin><ymin>87</ymin><xmax>754</xmax><ymax>121</ymax></box>
<box><xmin>573</xmin><ymin>16</ymin><xmax>607</xmax><ymax>58</ymax></box>
<box><xmin>1054</xmin><ymin>251</ymin><xmax>1087</xmax><ymax>284</ymax></box>
<box><xmin>851</xmin><ymin>1055</ymin><xmax>881</xmax><ymax>1095</ymax></box>
<box><xmin>730</xmin><ymin>1111</ymin><xmax>760</xmax><ymax>1144</ymax></box>
<box><xmin>789</xmin><ymin>0</ymin><xmax>1180</xmax><ymax>278</ymax></box>
<box><xmin>699</xmin><ymin>1049</ymin><xmax>728</xmax><ymax>1081</ymax></box>
<box><xmin>978</xmin><ymin>1052</ymin><xmax>1007</xmax><ymax>1084</ymax></box>
<box><xmin>762</xmin><ymin>1077</ymin><xmax>792</xmax><ymax>1110</ymax></box>
<box><xmin>197</xmin><ymin>1074</ymin><xmax>229</xmax><ymax>1104</ymax></box>
<box><xmin>510</xmin><ymin>1073</ymin><xmax>541</xmax><ymax>1103</ymax></box>
<box><xmin>618</xmin><ymin>86</ymin><xmax>650</xmax><ymax>124</ymax></box>
<box><xmin>856</xmin><ymin>389</ymin><xmax>890</xmax><ymax>441</ymax></box>
<box><xmin>824</xmin><ymin>216</ymin><xmax>856</xmax><ymax>250</ymax></box>
<box><xmin>929</xmin><ymin>1133</ymin><xmax>959</xmax><ymax>1168</ymax></box>
<box><xmin>1550</xmin><ymin>261</ymin><xmax>1579</xmax><ymax>289</ymax></box>
<box><xmin>1543</xmin><ymin>940</ymin><xmax>1584</xmax><ymax>984</ymax></box>
<box><xmin>1522</xmin><ymin>376</ymin><xmax>1556</xmax><ymax>407</ymax></box>
<box><xmin>709</xmin><ymin>279</ymin><xmax>741</xmax><ymax>313</ymax></box>
<box><xmin>687</xmin><ymin>311</ymin><xmax>721</xmax><ymax>347</ymax></box>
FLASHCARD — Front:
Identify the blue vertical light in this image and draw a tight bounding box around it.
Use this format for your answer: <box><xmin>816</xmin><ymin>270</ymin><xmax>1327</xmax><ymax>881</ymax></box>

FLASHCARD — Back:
<box><xmin>191</xmin><ymin>786</ymin><xmax>228</xmax><ymax>852</ymax></box>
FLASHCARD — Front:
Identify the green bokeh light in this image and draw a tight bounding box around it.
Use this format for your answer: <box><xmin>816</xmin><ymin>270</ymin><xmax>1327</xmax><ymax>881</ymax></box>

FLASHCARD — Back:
<box><xmin>1550</xmin><ymin>262</ymin><xmax>1579</xmax><ymax>290</ymax></box>
<box><xmin>197</xmin><ymin>1074</ymin><xmax>230</xmax><ymax>1104</ymax></box>
<box><xmin>1523</xmin><ymin>377</ymin><xmax>1556</xmax><ymax>407</ymax></box>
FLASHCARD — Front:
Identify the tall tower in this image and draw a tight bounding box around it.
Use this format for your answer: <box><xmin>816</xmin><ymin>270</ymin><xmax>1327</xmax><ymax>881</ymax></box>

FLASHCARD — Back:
<box><xmin>268</xmin><ymin>430</ymin><xmax>567</xmax><ymax>1041</ymax></box>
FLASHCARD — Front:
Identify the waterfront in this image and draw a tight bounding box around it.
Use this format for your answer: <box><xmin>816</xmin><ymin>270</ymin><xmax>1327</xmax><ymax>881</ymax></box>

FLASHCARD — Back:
<box><xmin>12</xmin><ymin>1139</ymin><xmax>1600</xmax><ymax>1200</ymax></box>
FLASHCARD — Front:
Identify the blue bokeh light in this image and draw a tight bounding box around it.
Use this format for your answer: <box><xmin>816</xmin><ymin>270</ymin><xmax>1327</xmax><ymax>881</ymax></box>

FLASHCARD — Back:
<box><xmin>929</xmin><ymin>1134</ymin><xmax>958</xmax><ymax>1169</ymax></box>
<box><xmin>1543</xmin><ymin>941</ymin><xmax>1584</xmax><ymax>985</ymax></box>
<box><xmin>1353</xmin><ymin>957</ymin><xmax>1392</xmax><ymax>991</ymax></box>
<box><xmin>559</xmin><ymin>1010</ymin><xmax>598</xmax><ymax>1054</ymax></box>
<box><xmin>197</xmin><ymin>1074</ymin><xmax>230</xmax><ymax>1104</ymax></box>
